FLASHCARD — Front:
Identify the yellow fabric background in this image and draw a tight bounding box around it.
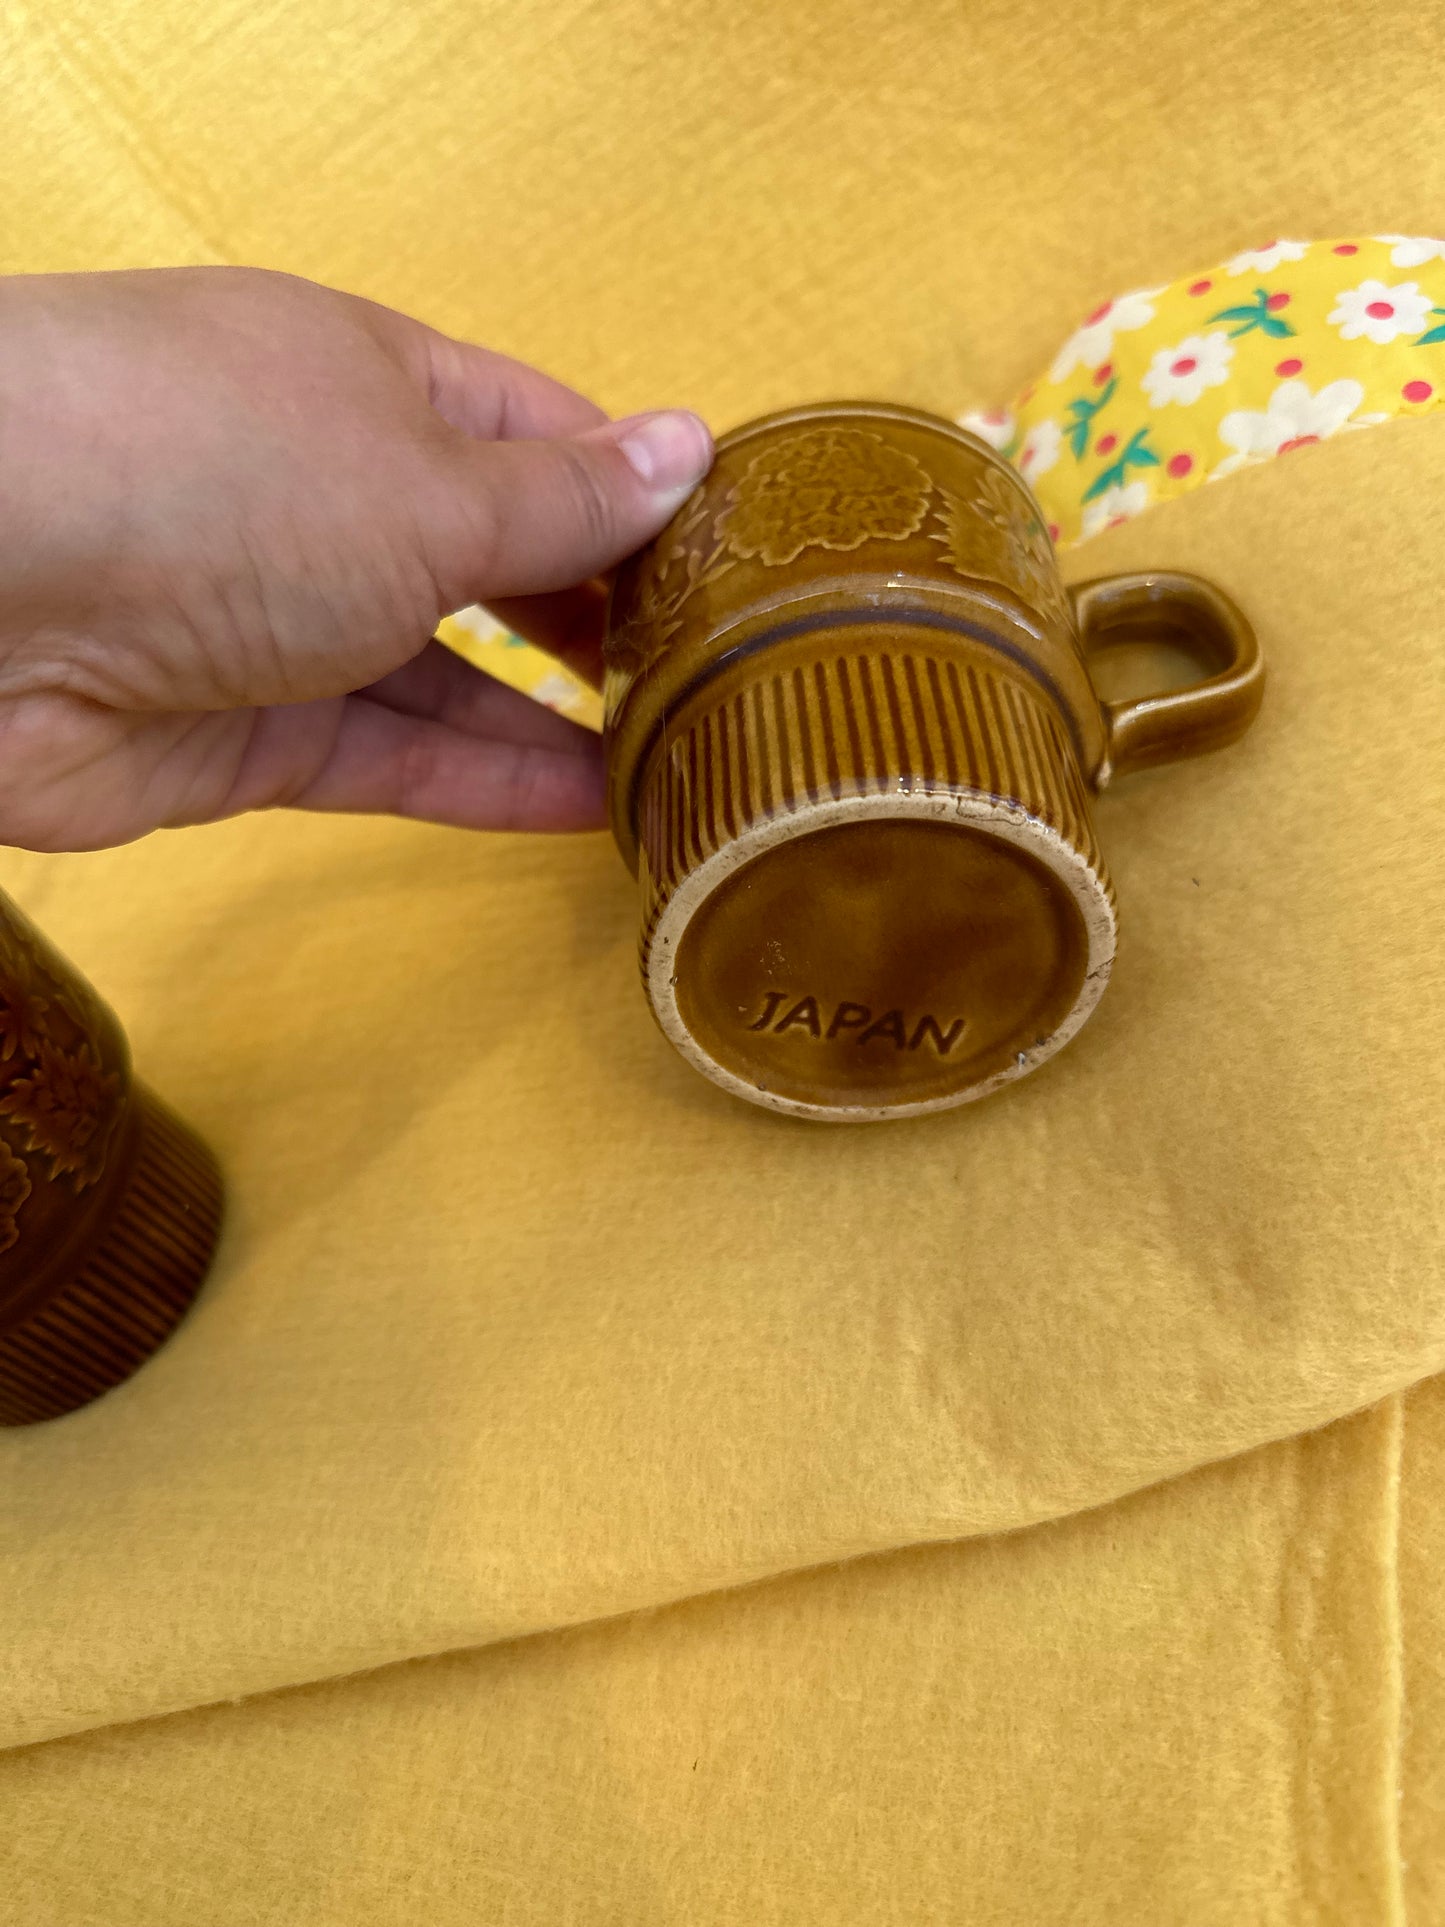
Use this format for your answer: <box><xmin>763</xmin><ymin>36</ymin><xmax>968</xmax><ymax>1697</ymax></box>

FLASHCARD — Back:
<box><xmin>4</xmin><ymin>1</ymin><xmax>1445</xmax><ymax>1919</ymax></box>
<box><xmin>0</xmin><ymin>1400</ymin><xmax>1417</xmax><ymax>1926</ymax></box>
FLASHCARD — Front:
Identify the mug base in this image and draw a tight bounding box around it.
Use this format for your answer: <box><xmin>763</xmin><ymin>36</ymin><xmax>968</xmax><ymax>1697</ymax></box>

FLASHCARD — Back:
<box><xmin>646</xmin><ymin>790</ymin><xmax>1116</xmax><ymax>1122</ymax></box>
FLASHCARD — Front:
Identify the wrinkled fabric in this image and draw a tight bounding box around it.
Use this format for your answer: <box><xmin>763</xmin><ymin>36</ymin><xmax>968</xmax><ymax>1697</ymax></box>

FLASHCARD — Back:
<box><xmin>3</xmin><ymin>1398</ymin><xmax>1429</xmax><ymax>1927</ymax></box>
<box><xmin>3</xmin><ymin>0</ymin><xmax>1444</xmax><ymax>1918</ymax></box>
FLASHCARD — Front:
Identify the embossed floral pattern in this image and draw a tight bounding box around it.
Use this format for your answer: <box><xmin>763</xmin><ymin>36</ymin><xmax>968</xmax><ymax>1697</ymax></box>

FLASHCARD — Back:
<box><xmin>931</xmin><ymin>468</ymin><xmax>1069</xmax><ymax>631</ymax></box>
<box><xmin>605</xmin><ymin>487</ymin><xmax>737</xmax><ymax>677</ymax></box>
<box><xmin>717</xmin><ymin>428</ymin><xmax>932</xmax><ymax>567</ymax></box>
<box><xmin>930</xmin><ymin>477</ymin><xmax>1005</xmax><ymax>581</ymax></box>
<box><xmin>0</xmin><ymin>1034</ymin><xmax>121</xmax><ymax>1192</ymax></box>
<box><xmin>1010</xmin><ymin>506</ymin><xmax>1072</xmax><ymax>631</ymax></box>
<box><xmin>0</xmin><ymin>915</ymin><xmax>97</xmax><ymax>1037</ymax></box>
<box><xmin>0</xmin><ymin>918</ymin><xmax>56</xmax><ymax>1060</ymax></box>
<box><xmin>0</xmin><ymin>975</ymin><xmax>49</xmax><ymax>1064</ymax></box>
<box><xmin>2</xmin><ymin>896</ymin><xmax>128</xmax><ymax>1245</ymax></box>
<box><xmin>0</xmin><ymin>1141</ymin><xmax>31</xmax><ymax>1255</ymax></box>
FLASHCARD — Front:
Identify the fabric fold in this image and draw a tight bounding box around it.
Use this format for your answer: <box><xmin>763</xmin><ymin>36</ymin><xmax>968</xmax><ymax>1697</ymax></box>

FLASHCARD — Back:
<box><xmin>1401</xmin><ymin>1375</ymin><xmax>1445</xmax><ymax>1922</ymax></box>
<box><xmin>2</xmin><ymin>1396</ymin><xmax>1416</xmax><ymax>1926</ymax></box>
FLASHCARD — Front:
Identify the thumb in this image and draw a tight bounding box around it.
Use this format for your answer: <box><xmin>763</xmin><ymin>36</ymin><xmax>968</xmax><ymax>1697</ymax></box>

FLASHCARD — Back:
<box><xmin>428</xmin><ymin>409</ymin><xmax>714</xmax><ymax>605</ymax></box>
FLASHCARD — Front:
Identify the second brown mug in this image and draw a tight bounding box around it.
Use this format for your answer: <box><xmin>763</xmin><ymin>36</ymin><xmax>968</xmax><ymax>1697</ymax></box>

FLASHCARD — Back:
<box><xmin>602</xmin><ymin>402</ymin><xmax>1263</xmax><ymax>1122</ymax></box>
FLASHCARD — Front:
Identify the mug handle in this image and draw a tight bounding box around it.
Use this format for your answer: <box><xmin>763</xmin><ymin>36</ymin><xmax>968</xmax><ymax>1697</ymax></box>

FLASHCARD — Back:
<box><xmin>1069</xmin><ymin>571</ymin><xmax>1265</xmax><ymax>787</ymax></box>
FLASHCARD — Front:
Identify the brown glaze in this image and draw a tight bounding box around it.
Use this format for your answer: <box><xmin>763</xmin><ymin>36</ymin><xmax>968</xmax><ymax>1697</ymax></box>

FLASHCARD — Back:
<box><xmin>0</xmin><ymin>891</ymin><xmax>222</xmax><ymax>1423</ymax></box>
<box><xmin>675</xmin><ymin>817</ymin><xmax>1089</xmax><ymax>1113</ymax></box>
<box><xmin>604</xmin><ymin>402</ymin><xmax>1263</xmax><ymax>1121</ymax></box>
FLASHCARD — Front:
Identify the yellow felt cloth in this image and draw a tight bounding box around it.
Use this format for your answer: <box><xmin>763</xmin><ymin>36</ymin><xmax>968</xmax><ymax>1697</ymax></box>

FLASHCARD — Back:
<box><xmin>4</xmin><ymin>0</ymin><xmax>1445</xmax><ymax>1918</ymax></box>
<box><xmin>0</xmin><ymin>1399</ymin><xmax>1422</xmax><ymax>1926</ymax></box>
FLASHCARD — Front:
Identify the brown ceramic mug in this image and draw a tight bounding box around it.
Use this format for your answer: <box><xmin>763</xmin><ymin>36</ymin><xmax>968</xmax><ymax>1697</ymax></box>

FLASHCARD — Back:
<box><xmin>603</xmin><ymin>402</ymin><xmax>1263</xmax><ymax>1122</ymax></box>
<box><xmin>0</xmin><ymin>891</ymin><xmax>223</xmax><ymax>1422</ymax></box>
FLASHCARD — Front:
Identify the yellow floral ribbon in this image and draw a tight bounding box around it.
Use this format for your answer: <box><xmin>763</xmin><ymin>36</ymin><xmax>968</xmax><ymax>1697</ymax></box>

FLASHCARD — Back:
<box><xmin>436</xmin><ymin>604</ymin><xmax>604</xmax><ymax>731</ymax></box>
<box><xmin>962</xmin><ymin>233</ymin><xmax>1445</xmax><ymax>546</ymax></box>
<box><xmin>440</xmin><ymin>233</ymin><xmax>1445</xmax><ymax>722</ymax></box>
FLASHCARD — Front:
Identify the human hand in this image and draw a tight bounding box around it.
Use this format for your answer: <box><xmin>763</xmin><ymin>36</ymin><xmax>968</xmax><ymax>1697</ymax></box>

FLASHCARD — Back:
<box><xmin>0</xmin><ymin>267</ymin><xmax>713</xmax><ymax>851</ymax></box>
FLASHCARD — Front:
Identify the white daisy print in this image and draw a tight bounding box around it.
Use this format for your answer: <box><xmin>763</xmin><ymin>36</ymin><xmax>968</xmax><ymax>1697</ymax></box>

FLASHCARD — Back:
<box><xmin>447</xmin><ymin>605</ymin><xmax>510</xmax><ymax>645</ymax></box>
<box><xmin>1215</xmin><ymin>378</ymin><xmax>1365</xmax><ymax>475</ymax></box>
<box><xmin>958</xmin><ymin>408</ymin><xmax>1016</xmax><ymax>451</ymax></box>
<box><xmin>1049</xmin><ymin>288</ymin><xmax>1162</xmax><ymax>382</ymax></box>
<box><xmin>531</xmin><ymin>672</ymin><xmax>589</xmax><ymax>716</ymax></box>
<box><xmin>1373</xmin><ymin>235</ymin><xmax>1445</xmax><ymax>268</ymax></box>
<box><xmin>1016</xmin><ymin>418</ymin><xmax>1062</xmax><ymax>482</ymax></box>
<box><xmin>1225</xmin><ymin>240</ymin><xmax>1310</xmax><ymax>275</ymax></box>
<box><xmin>1079</xmin><ymin>479</ymin><xmax>1152</xmax><ymax>540</ymax></box>
<box><xmin>1141</xmin><ymin>331</ymin><xmax>1234</xmax><ymax>407</ymax></box>
<box><xmin>1329</xmin><ymin>279</ymin><xmax>1434</xmax><ymax>344</ymax></box>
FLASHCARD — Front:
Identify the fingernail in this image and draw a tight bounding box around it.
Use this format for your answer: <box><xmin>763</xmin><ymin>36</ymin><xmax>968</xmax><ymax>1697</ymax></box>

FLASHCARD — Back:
<box><xmin>610</xmin><ymin>410</ymin><xmax>713</xmax><ymax>492</ymax></box>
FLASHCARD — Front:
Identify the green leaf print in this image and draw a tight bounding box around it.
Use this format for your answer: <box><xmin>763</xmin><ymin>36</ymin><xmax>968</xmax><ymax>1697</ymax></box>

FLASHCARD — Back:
<box><xmin>1064</xmin><ymin>377</ymin><xmax>1117</xmax><ymax>460</ymax></box>
<box><xmin>1417</xmin><ymin>307</ymin><xmax>1445</xmax><ymax>346</ymax></box>
<box><xmin>1207</xmin><ymin>287</ymin><xmax>1296</xmax><ymax>339</ymax></box>
<box><xmin>1081</xmin><ymin>427</ymin><xmax>1161</xmax><ymax>503</ymax></box>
